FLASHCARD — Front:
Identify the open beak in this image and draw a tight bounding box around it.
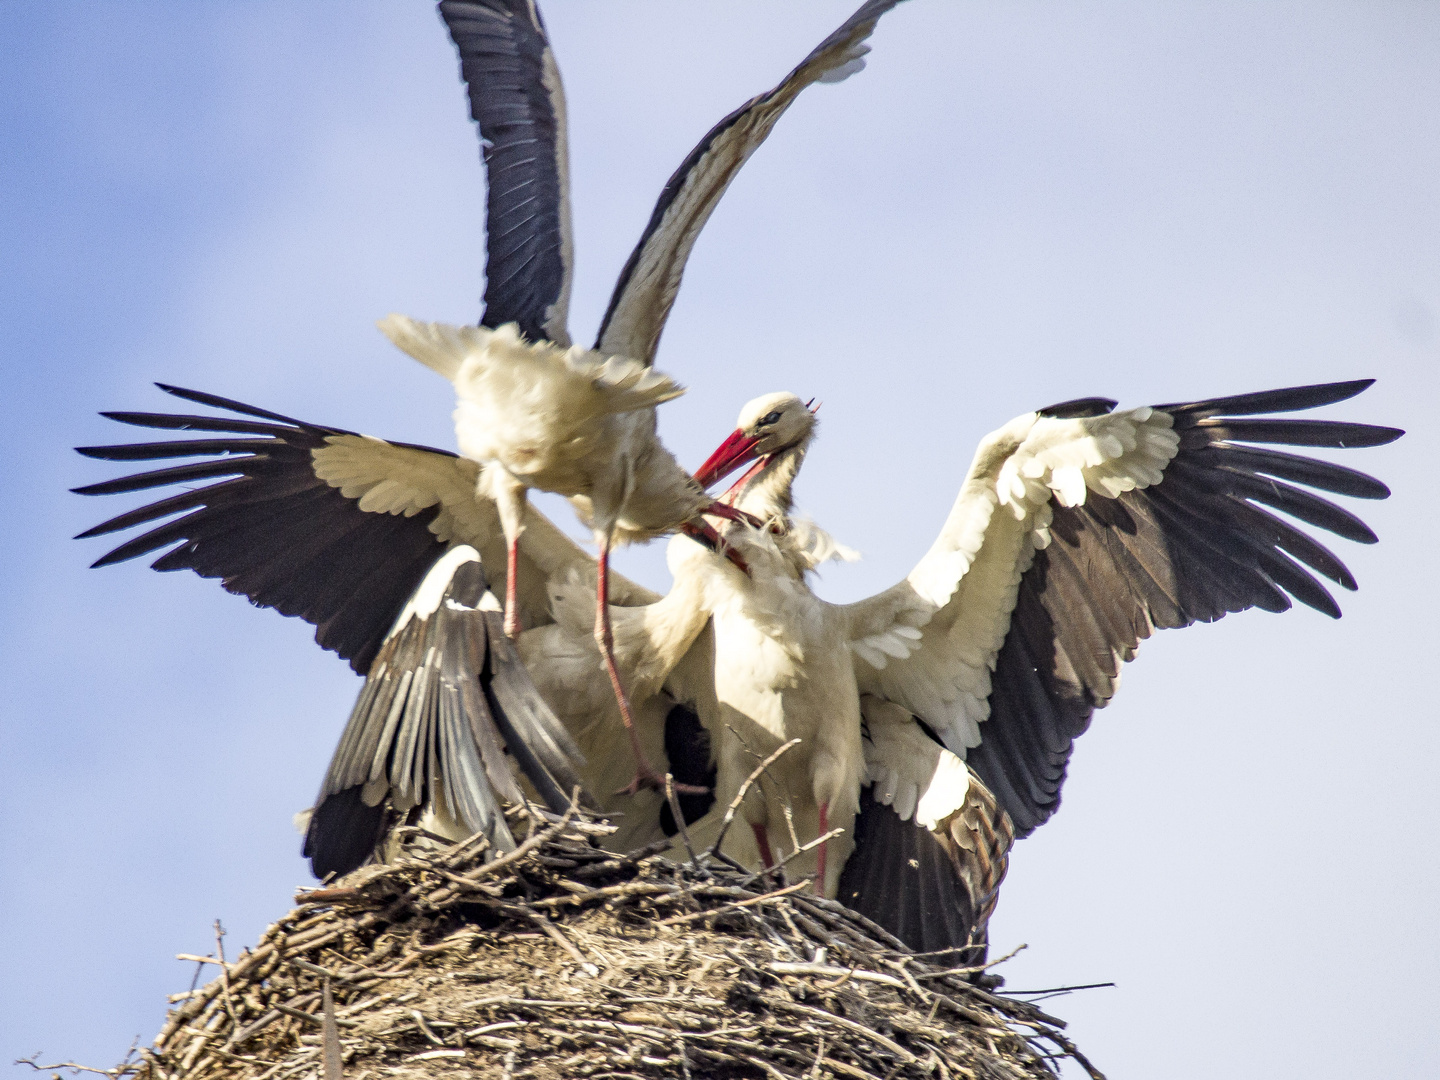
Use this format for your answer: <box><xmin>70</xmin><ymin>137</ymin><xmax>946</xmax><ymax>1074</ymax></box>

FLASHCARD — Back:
<box><xmin>693</xmin><ymin>428</ymin><xmax>763</xmax><ymax>489</ymax></box>
<box><xmin>718</xmin><ymin>457</ymin><xmax>769</xmax><ymax>504</ymax></box>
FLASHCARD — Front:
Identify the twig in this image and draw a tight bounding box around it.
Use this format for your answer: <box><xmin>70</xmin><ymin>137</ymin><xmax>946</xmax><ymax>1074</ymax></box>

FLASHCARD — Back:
<box><xmin>214</xmin><ymin>920</ymin><xmax>240</xmax><ymax>1029</ymax></box>
<box><xmin>704</xmin><ymin>738</ymin><xmax>801</xmax><ymax>859</ymax></box>
<box><xmin>15</xmin><ymin>1057</ymin><xmax>130</xmax><ymax>1079</ymax></box>
<box><xmin>447</xmin><ymin>796</ymin><xmax>582</xmax><ymax>887</ymax></box>
<box><xmin>767</xmin><ymin>962</ymin><xmax>904</xmax><ymax>989</ymax></box>
<box><xmin>779</xmin><ymin>801</ymin><xmax>803</xmax><ymax>860</ymax></box>
<box><xmin>914</xmin><ymin>941</ymin><xmax>1028</xmax><ymax>978</ymax></box>
<box><xmin>737</xmin><ymin>827</ymin><xmax>844</xmax><ymax>889</ymax></box>
<box><xmin>663</xmin><ymin>774</ymin><xmax>703</xmax><ymax>874</ymax></box>
<box><xmin>1005</xmin><ymin>982</ymin><xmax>1116</xmax><ymax>996</ymax></box>
<box><xmin>767</xmin><ymin>1000</ymin><xmax>918</xmax><ymax>1066</ymax></box>
<box><xmin>657</xmin><ymin>879</ymin><xmax>811</xmax><ymax>926</ymax></box>
<box><xmin>321</xmin><ymin>979</ymin><xmax>342</xmax><ymax>1080</ymax></box>
<box><xmin>175</xmin><ymin>954</ymin><xmax>227</xmax><ymax>968</ymax></box>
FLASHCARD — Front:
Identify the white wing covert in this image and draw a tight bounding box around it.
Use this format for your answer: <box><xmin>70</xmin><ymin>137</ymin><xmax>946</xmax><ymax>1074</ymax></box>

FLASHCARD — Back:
<box><xmin>844</xmin><ymin>406</ymin><xmax>1180</xmax><ymax>757</ymax></box>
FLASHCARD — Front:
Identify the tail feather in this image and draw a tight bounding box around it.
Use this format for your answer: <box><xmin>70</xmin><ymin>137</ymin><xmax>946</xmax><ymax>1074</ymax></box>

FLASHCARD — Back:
<box><xmin>837</xmin><ymin>769</ymin><xmax>1013</xmax><ymax>965</ymax></box>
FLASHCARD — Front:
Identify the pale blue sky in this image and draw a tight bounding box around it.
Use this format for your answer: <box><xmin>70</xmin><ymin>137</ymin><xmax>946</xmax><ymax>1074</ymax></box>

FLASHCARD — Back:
<box><xmin>3</xmin><ymin>3</ymin><xmax>1437</xmax><ymax>1076</ymax></box>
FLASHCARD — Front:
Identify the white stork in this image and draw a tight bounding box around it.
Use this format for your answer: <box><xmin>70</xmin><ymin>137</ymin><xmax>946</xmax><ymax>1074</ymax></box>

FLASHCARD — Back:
<box><xmin>73</xmin><ymin>0</ymin><xmax>910</xmax><ymax>869</ymax></box>
<box><xmin>534</xmin><ymin>381</ymin><xmax>1400</xmax><ymax>957</ymax></box>
<box><xmin>370</xmin><ymin>0</ymin><xmax>908</xmax><ymax>794</ymax></box>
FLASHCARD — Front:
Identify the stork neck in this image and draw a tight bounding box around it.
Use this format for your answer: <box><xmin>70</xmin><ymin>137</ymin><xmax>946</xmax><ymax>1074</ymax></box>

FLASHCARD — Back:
<box><xmin>609</xmin><ymin>547</ymin><xmax>716</xmax><ymax>699</ymax></box>
<box><xmin>733</xmin><ymin>443</ymin><xmax>806</xmax><ymax>523</ymax></box>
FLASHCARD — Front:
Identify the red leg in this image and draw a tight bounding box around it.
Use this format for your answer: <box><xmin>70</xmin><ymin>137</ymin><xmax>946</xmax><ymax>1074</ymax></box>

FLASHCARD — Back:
<box><xmin>815</xmin><ymin>802</ymin><xmax>829</xmax><ymax>896</ymax></box>
<box><xmin>503</xmin><ymin>536</ymin><xmax>521</xmax><ymax>638</ymax></box>
<box><xmin>750</xmin><ymin>821</ymin><xmax>776</xmax><ymax>870</ymax></box>
<box><xmin>595</xmin><ymin>540</ymin><xmax>706</xmax><ymax>797</ymax></box>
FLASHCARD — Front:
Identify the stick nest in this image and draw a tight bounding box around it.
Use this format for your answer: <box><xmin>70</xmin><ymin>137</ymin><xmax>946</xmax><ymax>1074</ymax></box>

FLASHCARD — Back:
<box><xmin>113</xmin><ymin>805</ymin><xmax>1101</xmax><ymax>1080</ymax></box>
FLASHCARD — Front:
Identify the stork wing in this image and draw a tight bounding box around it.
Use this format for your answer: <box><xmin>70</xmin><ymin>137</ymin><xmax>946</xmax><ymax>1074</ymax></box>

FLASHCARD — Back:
<box><xmin>837</xmin><ymin>697</ymin><xmax>1013</xmax><ymax>960</ymax></box>
<box><xmin>74</xmin><ymin>384</ymin><xmax>656</xmax><ymax>672</ymax></box>
<box><xmin>844</xmin><ymin>380</ymin><xmax>1401</xmax><ymax>836</ymax></box>
<box><xmin>595</xmin><ymin>0</ymin><xmax>905</xmax><ymax>363</ymax></box>
<box><xmin>76</xmin><ymin>384</ymin><xmax>615</xmax><ymax>875</ymax></box>
<box><xmin>304</xmin><ymin>548</ymin><xmax>588</xmax><ymax>879</ymax></box>
<box><xmin>440</xmin><ymin>0</ymin><xmax>573</xmax><ymax>344</ymax></box>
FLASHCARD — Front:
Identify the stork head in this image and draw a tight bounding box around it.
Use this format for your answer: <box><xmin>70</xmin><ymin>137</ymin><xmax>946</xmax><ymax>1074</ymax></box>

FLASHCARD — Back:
<box><xmin>693</xmin><ymin>392</ymin><xmax>817</xmax><ymax>490</ymax></box>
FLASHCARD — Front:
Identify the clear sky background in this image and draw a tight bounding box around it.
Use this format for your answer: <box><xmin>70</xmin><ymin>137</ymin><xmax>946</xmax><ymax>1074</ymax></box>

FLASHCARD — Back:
<box><xmin>3</xmin><ymin>2</ymin><xmax>1437</xmax><ymax>1076</ymax></box>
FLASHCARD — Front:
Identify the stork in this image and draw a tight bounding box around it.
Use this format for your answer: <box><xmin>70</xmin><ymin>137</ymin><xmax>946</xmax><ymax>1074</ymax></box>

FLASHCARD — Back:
<box><xmin>383</xmin><ymin>0</ymin><xmax>908</xmax><ymax>794</ymax></box>
<box><xmin>74</xmin><ymin>0</ymin><xmax>910</xmax><ymax>861</ymax></box>
<box><xmin>542</xmin><ymin>381</ymin><xmax>1399</xmax><ymax>956</ymax></box>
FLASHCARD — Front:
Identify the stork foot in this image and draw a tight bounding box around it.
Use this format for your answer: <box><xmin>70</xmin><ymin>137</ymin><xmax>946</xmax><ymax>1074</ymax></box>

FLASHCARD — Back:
<box><xmin>614</xmin><ymin>769</ymin><xmax>709</xmax><ymax>798</ymax></box>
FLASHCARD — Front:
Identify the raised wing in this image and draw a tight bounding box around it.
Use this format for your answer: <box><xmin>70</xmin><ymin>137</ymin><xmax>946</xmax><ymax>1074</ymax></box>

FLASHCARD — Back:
<box><xmin>595</xmin><ymin>0</ymin><xmax>906</xmax><ymax>363</ymax></box>
<box><xmin>440</xmin><ymin>0</ymin><xmax>573</xmax><ymax>344</ymax></box>
<box><xmin>838</xmin><ymin>697</ymin><xmax>1013</xmax><ymax>961</ymax></box>
<box><xmin>846</xmin><ymin>380</ymin><xmax>1401</xmax><ymax>836</ymax></box>
<box><xmin>304</xmin><ymin>548</ymin><xmax>587</xmax><ymax>878</ymax></box>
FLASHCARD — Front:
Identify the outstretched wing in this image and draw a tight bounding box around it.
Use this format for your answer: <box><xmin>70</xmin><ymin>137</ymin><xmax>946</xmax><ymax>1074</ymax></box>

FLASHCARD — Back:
<box><xmin>838</xmin><ymin>697</ymin><xmax>1013</xmax><ymax>961</ymax></box>
<box><xmin>74</xmin><ymin>385</ymin><xmax>657</xmax><ymax>671</ymax></box>
<box><xmin>440</xmin><ymin>0</ymin><xmax>573</xmax><ymax>344</ymax></box>
<box><xmin>76</xmin><ymin>385</ymin><xmax>612</xmax><ymax>875</ymax></box>
<box><xmin>845</xmin><ymin>380</ymin><xmax>1401</xmax><ymax>836</ymax></box>
<box><xmin>303</xmin><ymin>548</ymin><xmax>588</xmax><ymax>879</ymax></box>
<box><xmin>595</xmin><ymin>0</ymin><xmax>906</xmax><ymax>363</ymax></box>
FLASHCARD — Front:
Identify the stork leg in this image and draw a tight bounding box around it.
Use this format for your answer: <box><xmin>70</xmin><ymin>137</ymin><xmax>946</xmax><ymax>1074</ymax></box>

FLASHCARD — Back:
<box><xmin>486</xmin><ymin>465</ymin><xmax>528</xmax><ymax>639</ymax></box>
<box><xmin>504</xmin><ymin>536</ymin><xmax>521</xmax><ymax>639</ymax></box>
<box><xmin>815</xmin><ymin>802</ymin><xmax>829</xmax><ymax>897</ymax></box>
<box><xmin>594</xmin><ymin>538</ymin><xmax>707</xmax><ymax>798</ymax></box>
<box><xmin>750</xmin><ymin>822</ymin><xmax>777</xmax><ymax>870</ymax></box>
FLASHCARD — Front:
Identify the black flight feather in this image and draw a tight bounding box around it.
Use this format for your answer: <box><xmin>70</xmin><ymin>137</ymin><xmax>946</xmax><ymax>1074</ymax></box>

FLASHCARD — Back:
<box><xmin>968</xmin><ymin>380</ymin><xmax>1399</xmax><ymax>836</ymax></box>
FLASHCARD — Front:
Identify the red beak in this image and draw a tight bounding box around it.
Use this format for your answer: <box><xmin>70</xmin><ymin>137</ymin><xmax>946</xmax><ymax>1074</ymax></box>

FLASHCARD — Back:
<box><xmin>693</xmin><ymin>428</ymin><xmax>763</xmax><ymax>489</ymax></box>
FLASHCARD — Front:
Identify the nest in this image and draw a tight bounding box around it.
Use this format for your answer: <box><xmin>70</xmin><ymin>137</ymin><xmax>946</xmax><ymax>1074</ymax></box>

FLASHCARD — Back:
<box><xmin>100</xmin><ymin>804</ymin><xmax>1101</xmax><ymax>1080</ymax></box>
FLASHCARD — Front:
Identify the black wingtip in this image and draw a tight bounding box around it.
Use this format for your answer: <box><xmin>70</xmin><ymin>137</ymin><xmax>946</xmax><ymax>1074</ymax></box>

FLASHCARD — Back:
<box><xmin>156</xmin><ymin>383</ymin><xmax>313</xmax><ymax>426</ymax></box>
<box><xmin>1362</xmin><ymin>425</ymin><xmax>1405</xmax><ymax>447</ymax></box>
<box><xmin>1165</xmin><ymin>378</ymin><xmax>1388</xmax><ymax>419</ymax></box>
<box><xmin>303</xmin><ymin>787</ymin><xmax>388</xmax><ymax>880</ymax></box>
<box><xmin>1038</xmin><ymin>396</ymin><xmax>1118</xmax><ymax>419</ymax></box>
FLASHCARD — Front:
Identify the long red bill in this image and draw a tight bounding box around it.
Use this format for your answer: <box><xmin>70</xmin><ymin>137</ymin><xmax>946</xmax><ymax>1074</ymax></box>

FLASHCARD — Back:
<box><xmin>718</xmin><ymin>457</ymin><xmax>768</xmax><ymax>505</ymax></box>
<box><xmin>692</xmin><ymin>428</ymin><xmax>763</xmax><ymax>489</ymax></box>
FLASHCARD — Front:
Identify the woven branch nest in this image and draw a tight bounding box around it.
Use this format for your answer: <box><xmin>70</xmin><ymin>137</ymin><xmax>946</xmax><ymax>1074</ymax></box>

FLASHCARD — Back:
<box><xmin>107</xmin><ymin>805</ymin><xmax>1101</xmax><ymax>1080</ymax></box>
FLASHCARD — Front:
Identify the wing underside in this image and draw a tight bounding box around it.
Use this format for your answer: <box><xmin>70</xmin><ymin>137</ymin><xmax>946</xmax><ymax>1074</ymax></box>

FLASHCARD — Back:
<box><xmin>304</xmin><ymin>554</ymin><xmax>589</xmax><ymax>878</ymax></box>
<box><xmin>595</xmin><ymin>0</ymin><xmax>905</xmax><ymax>363</ymax></box>
<box><xmin>440</xmin><ymin>0</ymin><xmax>573</xmax><ymax>343</ymax></box>
<box><xmin>971</xmin><ymin>380</ymin><xmax>1402</xmax><ymax>834</ymax></box>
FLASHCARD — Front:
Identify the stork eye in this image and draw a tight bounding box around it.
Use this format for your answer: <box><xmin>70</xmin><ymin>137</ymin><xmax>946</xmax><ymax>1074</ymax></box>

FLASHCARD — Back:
<box><xmin>758</xmin><ymin>411</ymin><xmax>782</xmax><ymax>427</ymax></box>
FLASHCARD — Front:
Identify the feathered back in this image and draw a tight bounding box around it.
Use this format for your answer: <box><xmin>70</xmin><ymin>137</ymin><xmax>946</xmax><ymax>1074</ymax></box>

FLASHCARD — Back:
<box><xmin>378</xmin><ymin>315</ymin><xmax>685</xmax><ymax>480</ymax></box>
